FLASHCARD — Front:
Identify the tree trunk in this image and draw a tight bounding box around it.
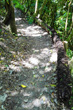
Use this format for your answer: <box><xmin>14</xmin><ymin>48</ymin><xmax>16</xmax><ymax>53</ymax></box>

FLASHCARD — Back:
<box><xmin>68</xmin><ymin>12</ymin><xmax>73</xmax><ymax>36</ymax></box>
<box><xmin>35</xmin><ymin>0</ymin><xmax>38</xmax><ymax>14</ymax></box>
<box><xmin>33</xmin><ymin>0</ymin><xmax>47</xmax><ymax>20</ymax></box>
<box><xmin>51</xmin><ymin>3</ymin><xmax>57</xmax><ymax>28</ymax></box>
<box><xmin>3</xmin><ymin>0</ymin><xmax>17</xmax><ymax>34</ymax></box>
<box><xmin>65</xmin><ymin>0</ymin><xmax>72</xmax><ymax>36</ymax></box>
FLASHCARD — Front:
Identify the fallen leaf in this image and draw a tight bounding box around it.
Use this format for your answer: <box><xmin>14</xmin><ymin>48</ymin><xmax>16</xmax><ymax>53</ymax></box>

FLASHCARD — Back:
<box><xmin>14</xmin><ymin>37</ymin><xmax>18</xmax><ymax>39</ymax></box>
<box><xmin>4</xmin><ymin>69</ymin><xmax>8</xmax><ymax>72</ymax></box>
<box><xmin>42</xmin><ymin>96</ymin><xmax>46</xmax><ymax>101</ymax></box>
<box><xmin>13</xmin><ymin>55</ymin><xmax>16</xmax><ymax>58</ymax></box>
<box><xmin>0</xmin><ymin>60</ymin><xmax>3</xmax><ymax>63</ymax></box>
<box><xmin>33</xmin><ymin>75</ymin><xmax>36</xmax><ymax>78</ymax></box>
<box><xmin>0</xmin><ymin>38</ymin><xmax>4</xmax><ymax>41</ymax></box>
<box><xmin>21</xmin><ymin>84</ymin><xmax>27</xmax><ymax>88</ymax></box>
<box><xmin>51</xmin><ymin>98</ymin><xmax>54</xmax><ymax>103</ymax></box>
<box><xmin>42</xmin><ymin>75</ymin><xmax>44</xmax><ymax>77</ymax></box>
<box><xmin>52</xmin><ymin>61</ymin><xmax>55</xmax><ymax>64</ymax></box>
<box><xmin>50</xmin><ymin>84</ymin><xmax>56</xmax><ymax>87</ymax></box>
<box><xmin>5</xmin><ymin>32</ymin><xmax>7</xmax><ymax>34</ymax></box>
<box><xmin>50</xmin><ymin>50</ymin><xmax>53</xmax><ymax>53</ymax></box>
<box><xmin>34</xmin><ymin>66</ymin><xmax>38</xmax><ymax>69</ymax></box>
<box><xmin>52</xmin><ymin>92</ymin><xmax>54</xmax><ymax>96</ymax></box>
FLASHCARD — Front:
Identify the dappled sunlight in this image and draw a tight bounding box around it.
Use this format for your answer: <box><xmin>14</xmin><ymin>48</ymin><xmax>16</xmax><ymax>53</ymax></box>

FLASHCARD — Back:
<box><xmin>0</xmin><ymin>65</ymin><xmax>6</xmax><ymax>70</ymax></box>
<box><xmin>0</xmin><ymin>41</ymin><xmax>9</xmax><ymax>50</ymax></box>
<box><xmin>50</xmin><ymin>51</ymin><xmax>57</xmax><ymax>63</ymax></box>
<box><xmin>32</xmin><ymin>99</ymin><xmax>41</xmax><ymax>107</ymax></box>
<box><xmin>25</xmin><ymin>25</ymin><xmax>48</xmax><ymax>37</ymax></box>
<box><xmin>19</xmin><ymin>47</ymin><xmax>51</xmax><ymax>69</ymax></box>
<box><xmin>9</xmin><ymin>64</ymin><xmax>21</xmax><ymax>72</ymax></box>
<box><xmin>45</xmin><ymin>66</ymin><xmax>52</xmax><ymax>72</ymax></box>
<box><xmin>22</xmin><ymin>92</ymin><xmax>31</xmax><ymax>97</ymax></box>
<box><xmin>8</xmin><ymin>46</ymin><xmax>56</xmax><ymax>71</ymax></box>
<box><xmin>21</xmin><ymin>95</ymin><xmax>51</xmax><ymax>109</ymax></box>
<box><xmin>15</xmin><ymin>18</ymin><xmax>22</xmax><ymax>21</ymax></box>
<box><xmin>21</xmin><ymin>60</ymin><xmax>34</xmax><ymax>68</ymax></box>
<box><xmin>29</xmin><ymin>57</ymin><xmax>40</xmax><ymax>65</ymax></box>
<box><xmin>11</xmin><ymin>61</ymin><xmax>20</xmax><ymax>65</ymax></box>
<box><xmin>17</xmin><ymin>22</ymin><xmax>48</xmax><ymax>37</ymax></box>
<box><xmin>22</xmin><ymin>102</ymin><xmax>33</xmax><ymax>109</ymax></box>
<box><xmin>0</xmin><ymin>42</ymin><xmax>57</xmax><ymax>73</ymax></box>
<box><xmin>41</xmin><ymin>48</ymin><xmax>50</xmax><ymax>56</ymax></box>
<box><xmin>34</xmin><ymin>49</ymin><xmax>50</xmax><ymax>60</ymax></box>
<box><xmin>10</xmin><ymin>51</ymin><xmax>16</xmax><ymax>54</ymax></box>
<box><xmin>9</xmin><ymin>46</ymin><xmax>56</xmax><ymax>75</ymax></box>
<box><xmin>1</xmin><ymin>57</ymin><xmax>5</xmax><ymax>60</ymax></box>
<box><xmin>32</xmin><ymin>49</ymin><xmax>40</xmax><ymax>53</ymax></box>
<box><xmin>15</xmin><ymin>14</ymin><xmax>48</xmax><ymax>37</ymax></box>
<box><xmin>10</xmin><ymin>91</ymin><xmax>19</xmax><ymax>96</ymax></box>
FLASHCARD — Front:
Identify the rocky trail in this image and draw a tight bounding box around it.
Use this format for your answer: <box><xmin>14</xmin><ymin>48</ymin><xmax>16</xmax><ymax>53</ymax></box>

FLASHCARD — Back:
<box><xmin>0</xmin><ymin>9</ymin><xmax>69</xmax><ymax>110</ymax></box>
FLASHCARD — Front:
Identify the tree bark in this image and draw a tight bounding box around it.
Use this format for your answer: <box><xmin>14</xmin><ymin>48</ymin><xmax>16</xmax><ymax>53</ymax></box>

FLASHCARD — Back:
<box><xmin>3</xmin><ymin>0</ymin><xmax>17</xmax><ymax>34</ymax></box>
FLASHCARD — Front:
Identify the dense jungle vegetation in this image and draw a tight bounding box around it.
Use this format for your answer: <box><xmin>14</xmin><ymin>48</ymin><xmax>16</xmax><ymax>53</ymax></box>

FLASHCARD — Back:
<box><xmin>0</xmin><ymin>0</ymin><xmax>73</xmax><ymax>109</ymax></box>
<box><xmin>1</xmin><ymin>0</ymin><xmax>73</xmax><ymax>55</ymax></box>
<box><xmin>13</xmin><ymin>0</ymin><xmax>73</xmax><ymax>51</ymax></box>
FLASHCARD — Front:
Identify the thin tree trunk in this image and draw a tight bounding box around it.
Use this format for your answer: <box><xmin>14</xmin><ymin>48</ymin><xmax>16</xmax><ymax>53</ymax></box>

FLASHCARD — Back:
<box><xmin>33</xmin><ymin>0</ymin><xmax>47</xmax><ymax>19</ymax></box>
<box><xmin>68</xmin><ymin>12</ymin><xmax>73</xmax><ymax>36</ymax></box>
<box><xmin>65</xmin><ymin>0</ymin><xmax>72</xmax><ymax>36</ymax></box>
<box><xmin>35</xmin><ymin>0</ymin><xmax>38</xmax><ymax>14</ymax></box>
<box><xmin>3</xmin><ymin>0</ymin><xmax>17</xmax><ymax>34</ymax></box>
<box><xmin>51</xmin><ymin>3</ymin><xmax>57</xmax><ymax>28</ymax></box>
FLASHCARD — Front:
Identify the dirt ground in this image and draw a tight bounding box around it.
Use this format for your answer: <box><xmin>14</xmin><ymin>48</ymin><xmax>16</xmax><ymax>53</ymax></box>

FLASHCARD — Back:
<box><xmin>0</xmin><ymin>9</ymin><xmax>69</xmax><ymax>110</ymax></box>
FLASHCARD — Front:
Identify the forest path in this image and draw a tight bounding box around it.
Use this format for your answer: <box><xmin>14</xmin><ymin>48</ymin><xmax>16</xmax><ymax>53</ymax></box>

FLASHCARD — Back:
<box><xmin>13</xmin><ymin>9</ymin><xmax>58</xmax><ymax>110</ymax></box>
<box><xmin>0</xmin><ymin>9</ymin><xmax>66</xmax><ymax>110</ymax></box>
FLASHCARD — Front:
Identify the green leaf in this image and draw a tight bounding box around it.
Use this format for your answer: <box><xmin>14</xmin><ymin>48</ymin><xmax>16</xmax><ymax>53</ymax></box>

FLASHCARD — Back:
<box><xmin>50</xmin><ymin>84</ymin><xmax>56</xmax><ymax>87</ymax></box>
<box><xmin>5</xmin><ymin>65</ymin><xmax>8</xmax><ymax>67</ymax></box>
<box><xmin>0</xmin><ymin>38</ymin><xmax>4</xmax><ymax>41</ymax></box>
<box><xmin>0</xmin><ymin>29</ymin><xmax>2</xmax><ymax>32</ymax></box>
<box><xmin>33</xmin><ymin>75</ymin><xmax>36</xmax><ymax>78</ymax></box>
<box><xmin>28</xmin><ymin>17</ymin><xmax>34</xmax><ymax>24</ymax></box>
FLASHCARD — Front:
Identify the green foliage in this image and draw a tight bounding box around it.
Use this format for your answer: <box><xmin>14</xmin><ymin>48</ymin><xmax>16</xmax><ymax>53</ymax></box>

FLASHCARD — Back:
<box><xmin>67</xmin><ymin>29</ymin><xmax>73</xmax><ymax>50</ymax></box>
<box><xmin>28</xmin><ymin>17</ymin><xmax>34</xmax><ymax>24</ymax></box>
<box><xmin>0</xmin><ymin>29</ymin><xmax>2</xmax><ymax>32</ymax></box>
<box><xmin>13</xmin><ymin>1</ymin><xmax>24</xmax><ymax>11</ymax></box>
<box><xmin>0</xmin><ymin>9</ymin><xmax>6</xmax><ymax>16</ymax></box>
<box><xmin>0</xmin><ymin>1</ymin><xmax>6</xmax><ymax>17</ymax></box>
<box><xmin>66</xmin><ymin>49</ymin><xmax>73</xmax><ymax>59</ymax></box>
<box><xmin>12</xmin><ymin>0</ymin><xmax>73</xmax><ymax>51</ymax></box>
